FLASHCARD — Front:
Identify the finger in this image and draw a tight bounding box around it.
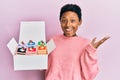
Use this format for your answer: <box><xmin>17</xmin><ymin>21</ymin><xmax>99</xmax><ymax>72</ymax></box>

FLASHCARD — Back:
<box><xmin>91</xmin><ymin>37</ymin><xmax>97</xmax><ymax>44</ymax></box>
<box><xmin>100</xmin><ymin>36</ymin><xmax>110</xmax><ymax>43</ymax></box>
<box><xmin>104</xmin><ymin>36</ymin><xmax>110</xmax><ymax>40</ymax></box>
<box><xmin>97</xmin><ymin>36</ymin><xmax>110</xmax><ymax>46</ymax></box>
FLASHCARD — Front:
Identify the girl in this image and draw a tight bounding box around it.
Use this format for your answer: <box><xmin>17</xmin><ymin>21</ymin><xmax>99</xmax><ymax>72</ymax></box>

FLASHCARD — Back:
<box><xmin>45</xmin><ymin>4</ymin><xmax>110</xmax><ymax>80</ymax></box>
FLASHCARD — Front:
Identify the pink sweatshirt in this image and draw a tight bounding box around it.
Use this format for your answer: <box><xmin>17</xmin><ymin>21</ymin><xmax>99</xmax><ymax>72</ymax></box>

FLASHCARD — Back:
<box><xmin>45</xmin><ymin>35</ymin><xmax>99</xmax><ymax>80</ymax></box>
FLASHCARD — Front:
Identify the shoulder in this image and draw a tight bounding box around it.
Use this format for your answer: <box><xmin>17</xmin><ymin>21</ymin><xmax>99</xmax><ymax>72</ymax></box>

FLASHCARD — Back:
<box><xmin>76</xmin><ymin>36</ymin><xmax>91</xmax><ymax>48</ymax></box>
<box><xmin>49</xmin><ymin>34</ymin><xmax>63</xmax><ymax>44</ymax></box>
<box><xmin>77</xmin><ymin>36</ymin><xmax>90</xmax><ymax>43</ymax></box>
<box><xmin>50</xmin><ymin>34</ymin><xmax>62</xmax><ymax>40</ymax></box>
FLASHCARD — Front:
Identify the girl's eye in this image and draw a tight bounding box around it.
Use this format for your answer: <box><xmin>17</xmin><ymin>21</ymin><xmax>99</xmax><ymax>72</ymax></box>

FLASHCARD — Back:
<box><xmin>71</xmin><ymin>19</ymin><xmax>75</xmax><ymax>23</ymax></box>
<box><xmin>61</xmin><ymin>19</ymin><xmax>66</xmax><ymax>23</ymax></box>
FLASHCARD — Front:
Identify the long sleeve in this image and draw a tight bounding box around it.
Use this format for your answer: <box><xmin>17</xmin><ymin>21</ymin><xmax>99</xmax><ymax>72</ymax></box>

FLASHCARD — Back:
<box><xmin>80</xmin><ymin>43</ymin><xmax>99</xmax><ymax>80</ymax></box>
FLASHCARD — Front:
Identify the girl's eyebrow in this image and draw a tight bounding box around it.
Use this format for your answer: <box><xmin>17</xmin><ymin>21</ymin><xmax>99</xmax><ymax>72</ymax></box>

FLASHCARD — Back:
<box><xmin>61</xmin><ymin>16</ymin><xmax>66</xmax><ymax>18</ymax></box>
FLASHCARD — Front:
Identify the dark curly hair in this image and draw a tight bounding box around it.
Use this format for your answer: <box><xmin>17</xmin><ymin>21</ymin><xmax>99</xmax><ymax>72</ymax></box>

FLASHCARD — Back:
<box><xmin>59</xmin><ymin>4</ymin><xmax>82</xmax><ymax>21</ymax></box>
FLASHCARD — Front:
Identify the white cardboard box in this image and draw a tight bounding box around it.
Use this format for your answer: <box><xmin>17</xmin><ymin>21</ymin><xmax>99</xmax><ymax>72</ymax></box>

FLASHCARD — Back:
<box><xmin>7</xmin><ymin>21</ymin><xmax>56</xmax><ymax>70</ymax></box>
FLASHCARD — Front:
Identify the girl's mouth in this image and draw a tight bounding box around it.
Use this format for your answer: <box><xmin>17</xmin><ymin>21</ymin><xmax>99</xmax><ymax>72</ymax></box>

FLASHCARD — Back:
<box><xmin>65</xmin><ymin>28</ymin><xmax>73</xmax><ymax>32</ymax></box>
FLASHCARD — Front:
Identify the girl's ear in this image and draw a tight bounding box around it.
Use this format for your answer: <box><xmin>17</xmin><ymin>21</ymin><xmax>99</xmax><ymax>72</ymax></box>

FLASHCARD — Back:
<box><xmin>78</xmin><ymin>20</ymin><xmax>82</xmax><ymax>26</ymax></box>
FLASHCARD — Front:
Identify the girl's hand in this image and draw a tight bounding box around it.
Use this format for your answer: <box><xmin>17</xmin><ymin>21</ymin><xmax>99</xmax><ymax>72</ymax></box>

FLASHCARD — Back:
<box><xmin>91</xmin><ymin>36</ymin><xmax>110</xmax><ymax>49</ymax></box>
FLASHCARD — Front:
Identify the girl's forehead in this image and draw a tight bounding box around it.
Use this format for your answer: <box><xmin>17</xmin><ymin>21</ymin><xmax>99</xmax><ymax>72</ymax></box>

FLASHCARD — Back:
<box><xmin>61</xmin><ymin>11</ymin><xmax>79</xmax><ymax>19</ymax></box>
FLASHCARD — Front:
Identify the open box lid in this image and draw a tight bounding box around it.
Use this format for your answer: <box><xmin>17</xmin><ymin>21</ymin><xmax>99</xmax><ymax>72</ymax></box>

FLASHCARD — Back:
<box><xmin>7</xmin><ymin>38</ymin><xmax>18</xmax><ymax>55</ymax></box>
<box><xmin>19</xmin><ymin>21</ymin><xmax>46</xmax><ymax>43</ymax></box>
<box><xmin>7</xmin><ymin>21</ymin><xmax>56</xmax><ymax>55</ymax></box>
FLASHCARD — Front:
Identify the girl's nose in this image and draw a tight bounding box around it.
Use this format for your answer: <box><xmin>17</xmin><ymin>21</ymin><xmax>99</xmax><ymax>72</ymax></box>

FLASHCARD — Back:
<box><xmin>66</xmin><ymin>21</ymin><xmax>70</xmax><ymax>27</ymax></box>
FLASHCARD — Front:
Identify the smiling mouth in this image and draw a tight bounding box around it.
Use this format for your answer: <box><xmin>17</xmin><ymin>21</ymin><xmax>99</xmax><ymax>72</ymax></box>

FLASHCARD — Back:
<box><xmin>65</xmin><ymin>28</ymin><xmax>73</xmax><ymax>32</ymax></box>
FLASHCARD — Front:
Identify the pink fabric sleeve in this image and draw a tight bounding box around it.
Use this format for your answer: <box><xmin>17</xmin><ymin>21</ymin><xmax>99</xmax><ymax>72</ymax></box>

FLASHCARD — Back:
<box><xmin>80</xmin><ymin>43</ymin><xmax>99</xmax><ymax>80</ymax></box>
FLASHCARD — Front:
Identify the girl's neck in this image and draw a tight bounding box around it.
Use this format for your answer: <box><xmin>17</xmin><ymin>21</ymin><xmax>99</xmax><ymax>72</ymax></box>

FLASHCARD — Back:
<box><xmin>63</xmin><ymin>34</ymin><xmax>77</xmax><ymax>37</ymax></box>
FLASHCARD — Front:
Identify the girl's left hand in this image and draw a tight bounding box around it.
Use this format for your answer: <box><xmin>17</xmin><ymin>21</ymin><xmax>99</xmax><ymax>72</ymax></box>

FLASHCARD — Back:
<box><xmin>91</xmin><ymin>36</ymin><xmax>110</xmax><ymax>49</ymax></box>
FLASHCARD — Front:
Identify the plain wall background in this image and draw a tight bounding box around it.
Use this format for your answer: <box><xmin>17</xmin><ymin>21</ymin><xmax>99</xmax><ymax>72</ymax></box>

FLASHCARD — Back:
<box><xmin>0</xmin><ymin>0</ymin><xmax>119</xmax><ymax>80</ymax></box>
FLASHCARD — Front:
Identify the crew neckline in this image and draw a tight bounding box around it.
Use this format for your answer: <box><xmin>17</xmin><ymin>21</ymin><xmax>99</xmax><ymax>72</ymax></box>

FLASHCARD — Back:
<box><xmin>60</xmin><ymin>34</ymin><xmax>78</xmax><ymax>39</ymax></box>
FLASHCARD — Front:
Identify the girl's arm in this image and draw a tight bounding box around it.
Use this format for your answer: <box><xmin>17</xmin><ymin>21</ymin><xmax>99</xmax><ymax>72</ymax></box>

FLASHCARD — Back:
<box><xmin>80</xmin><ymin>44</ymin><xmax>98</xmax><ymax>80</ymax></box>
<box><xmin>80</xmin><ymin>36</ymin><xmax>110</xmax><ymax>80</ymax></box>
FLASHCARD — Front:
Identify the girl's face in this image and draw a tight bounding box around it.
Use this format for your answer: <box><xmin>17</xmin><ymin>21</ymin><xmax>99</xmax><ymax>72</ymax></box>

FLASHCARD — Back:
<box><xmin>60</xmin><ymin>11</ymin><xmax>82</xmax><ymax>37</ymax></box>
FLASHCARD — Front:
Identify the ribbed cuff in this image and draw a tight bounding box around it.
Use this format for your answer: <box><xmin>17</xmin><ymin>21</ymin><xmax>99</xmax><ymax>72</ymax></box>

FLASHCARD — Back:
<box><xmin>85</xmin><ymin>43</ymin><xmax>97</xmax><ymax>54</ymax></box>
